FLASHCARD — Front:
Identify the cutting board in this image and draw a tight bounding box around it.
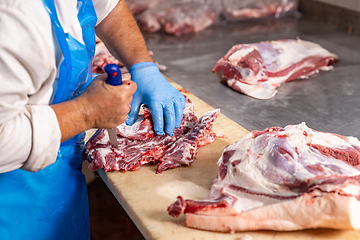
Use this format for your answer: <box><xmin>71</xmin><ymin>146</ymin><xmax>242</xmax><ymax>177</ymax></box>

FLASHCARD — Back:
<box><xmin>95</xmin><ymin>79</ymin><xmax>360</xmax><ymax>240</ymax></box>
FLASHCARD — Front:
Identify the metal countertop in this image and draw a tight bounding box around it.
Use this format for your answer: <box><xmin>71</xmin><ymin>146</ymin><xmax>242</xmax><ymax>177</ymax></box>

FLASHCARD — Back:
<box><xmin>144</xmin><ymin>15</ymin><xmax>360</xmax><ymax>138</ymax></box>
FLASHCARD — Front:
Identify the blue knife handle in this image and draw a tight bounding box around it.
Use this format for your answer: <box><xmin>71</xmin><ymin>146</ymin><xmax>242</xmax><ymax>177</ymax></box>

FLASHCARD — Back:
<box><xmin>104</xmin><ymin>64</ymin><xmax>122</xmax><ymax>86</ymax></box>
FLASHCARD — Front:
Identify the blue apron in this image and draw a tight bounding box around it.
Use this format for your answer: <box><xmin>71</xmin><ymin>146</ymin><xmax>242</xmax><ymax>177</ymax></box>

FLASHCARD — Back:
<box><xmin>0</xmin><ymin>0</ymin><xmax>97</xmax><ymax>239</ymax></box>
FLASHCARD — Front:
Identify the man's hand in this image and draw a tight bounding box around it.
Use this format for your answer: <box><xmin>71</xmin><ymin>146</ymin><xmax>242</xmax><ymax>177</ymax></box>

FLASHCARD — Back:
<box><xmin>78</xmin><ymin>74</ymin><xmax>137</xmax><ymax>129</ymax></box>
<box><xmin>51</xmin><ymin>74</ymin><xmax>137</xmax><ymax>142</ymax></box>
<box><xmin>126</xmin><ymin>62</ymin><xmax>185</xmax><ymax>136</ymax></box>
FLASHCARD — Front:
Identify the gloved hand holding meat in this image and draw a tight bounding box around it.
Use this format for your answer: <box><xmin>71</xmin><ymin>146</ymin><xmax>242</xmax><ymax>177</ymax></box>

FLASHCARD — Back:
<box><xmin>84</xmin><ymin>96</ymin><xmax>221</xmax><ymax>174</ymax></box>
<box><xmin>126</xmin><ymin>62</ymin><xmax>186</xmax><ymax>136</ymax></box>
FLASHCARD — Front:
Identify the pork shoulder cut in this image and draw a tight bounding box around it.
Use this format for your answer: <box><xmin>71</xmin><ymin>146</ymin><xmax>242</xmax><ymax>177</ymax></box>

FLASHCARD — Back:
<box><xmin>168</xmin><ymin>122</ymin><xmax>360</xmax><ymax>232</ymax></box>
<box><xmin>212</xmin><ymin>39</ymin><xmax>338</xmax><ymax>99</ymax></box>
<box><xmin>84</xmin><ymin>96</ymin><xmax>221</xmax><ymax>174</ymax></box>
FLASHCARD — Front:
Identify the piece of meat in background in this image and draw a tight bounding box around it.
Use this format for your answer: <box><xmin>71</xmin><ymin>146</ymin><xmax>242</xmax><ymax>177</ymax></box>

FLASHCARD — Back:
<box><xmin>91</xmin><ymin>42</ymin><xmax>167</xmax><ymax>74</ymax></box>
<box><xmin>128</xmin><ymin>0</ymin><xmax>298</xmax><ymax>36</ymax></box>
<box><xmin>136</xmin><ymin>0</ymin><xmax>218</xmax><ymax>36</ymax></box>
<box><xmin>212</xmin><ymin>39</ymin><xmax>338</xmax><ymax>99</ymax></box>
<box><xmin>125</xmin><ymin>0</ymin><xmax>161</xmax><ymax>15</ymax></box>
<box><xmin>220</xmin><ymin>0</ymin><xmax>298</xmax><ymax>21</ymax></box>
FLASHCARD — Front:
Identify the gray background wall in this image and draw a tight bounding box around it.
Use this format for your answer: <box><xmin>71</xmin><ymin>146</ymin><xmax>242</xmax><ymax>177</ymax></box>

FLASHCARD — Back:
<box><xmin>299</xmin><ymin>0</ymin><xmax>360</xmax><ymax>33</ymax></box>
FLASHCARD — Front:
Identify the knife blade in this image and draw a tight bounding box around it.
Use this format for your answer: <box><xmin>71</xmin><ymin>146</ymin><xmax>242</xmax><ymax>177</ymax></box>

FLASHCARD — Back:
<box><xmin>104</xmin><ymin>64</ymin><xmax>123</xmax><ymax>148</ymax></box>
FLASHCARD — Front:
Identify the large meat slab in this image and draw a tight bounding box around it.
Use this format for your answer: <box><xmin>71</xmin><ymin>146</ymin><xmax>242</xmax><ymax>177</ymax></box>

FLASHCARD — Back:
<box><xmin>212</xmin><ymin>39</ymin><xmax>338</xmax><ymax>99</ymax></box>
<box><xmin>84</xmin><ymin>96</ymin><xmax>220</xmax><ymax>174</ymax></box>
<box><xmin>136</xmin><ymin>1</ymin><xmax>217</xmax><ymax>36</ymax></box>
<box><xmin>168</xmin><ymin>122</ymin><xmax>360</xmax><ymax>232</ymax></box>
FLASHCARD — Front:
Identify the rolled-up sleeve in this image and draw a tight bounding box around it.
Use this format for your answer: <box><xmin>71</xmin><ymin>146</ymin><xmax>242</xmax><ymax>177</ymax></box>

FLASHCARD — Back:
<box><xmin>0</xmin><ymin>2</ymin><xmax>61</xmax><ymax>173</ymax></box>
<box><xmin>93</xmin><ymin>0</ymin><xmax>120</xmax><ymax>25</ymax></box>
<box><xmin>21</xmin><ymin>105</ymin><xmax>61</xmax><ymax>172</ymax></box>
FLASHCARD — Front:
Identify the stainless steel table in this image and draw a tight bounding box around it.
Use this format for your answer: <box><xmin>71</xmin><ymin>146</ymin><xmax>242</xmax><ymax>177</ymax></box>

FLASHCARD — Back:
<box><xmin>144</xmin><ymin>15</ymin><xmax>360</xmax><ymax>137</ymax></box>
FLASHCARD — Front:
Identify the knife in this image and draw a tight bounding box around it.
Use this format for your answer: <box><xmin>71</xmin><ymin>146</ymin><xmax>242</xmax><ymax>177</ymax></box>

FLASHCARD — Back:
<box><xmin>104</xmin><ymin>64</ymin><xmax>123</xmax><ymax>148</ymax></box>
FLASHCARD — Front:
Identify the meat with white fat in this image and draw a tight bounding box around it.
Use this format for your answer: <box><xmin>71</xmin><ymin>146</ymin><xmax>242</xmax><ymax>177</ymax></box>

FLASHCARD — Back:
<box><xmin>136</xmin><ymin>1</ymin><xmax>217</xmax><ymax>36</ymax></box>
<box><xmin>168</xmin><ymin>122</ymin><xmax>360</xmax><ymax>231</ymax></box>
<box><xmin>221</xmin><ymin>0</ymin><xmax>297</xmax><ymax>21</ymax></box>
<box><xmin>84</xmin><ymin>96</ymin><xmax>220</xmax><ymax>173</ymax></box>
<box><xmin>125</xmin><ymin>0</ymin><xmax>161</xmax><ymax>15</ymax></box>
<box><xmin>212</xmin><ymin>39</ymin><xmax>338</xmax><ymax>99</ymax></box>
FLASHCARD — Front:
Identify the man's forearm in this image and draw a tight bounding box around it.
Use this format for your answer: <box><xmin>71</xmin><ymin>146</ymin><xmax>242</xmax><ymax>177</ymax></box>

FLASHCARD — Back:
<box><xmin>95</xmin><ymin>0</ymin><xmax>153</xmax><ymax>69</ymax></box>
<box><xmin>50</xmin><ymin>98</ymin><xmax>89</xmax><ymax>142</ymax></box>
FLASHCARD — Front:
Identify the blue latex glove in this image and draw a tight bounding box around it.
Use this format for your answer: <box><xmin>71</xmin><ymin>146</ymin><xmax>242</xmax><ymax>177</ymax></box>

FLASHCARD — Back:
<box><xmin>126</xmin><ymin>62</ymin><xmax>186</xmax><ymax>136</ymax></box>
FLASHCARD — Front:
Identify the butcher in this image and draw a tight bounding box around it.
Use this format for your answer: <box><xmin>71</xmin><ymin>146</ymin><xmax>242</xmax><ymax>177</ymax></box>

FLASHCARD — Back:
<box><xmin>0</xmin><ymin>0</ymin><xmax>185</xmax><ymax>239</ymax></box>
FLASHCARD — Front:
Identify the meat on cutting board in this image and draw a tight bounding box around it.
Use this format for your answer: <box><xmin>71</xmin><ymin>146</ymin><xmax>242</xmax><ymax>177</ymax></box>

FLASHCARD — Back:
<box><xmin>168</xmin><ymin>122</ymin><xmax>360</xmax><ymax>232</ymax></box>
<box><xmin>212</xmin><ymin>39</ymin><xmax>338</xmax><ymax>99</ymax></box>
<box><xmin>84</xmin><ymin>96</ymin><xmax>221</xmax><ymax>174</ymax></box>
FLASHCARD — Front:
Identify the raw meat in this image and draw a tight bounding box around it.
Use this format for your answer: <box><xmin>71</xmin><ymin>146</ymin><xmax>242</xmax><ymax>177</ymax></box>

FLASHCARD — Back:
<box><xmin>212</xmin><ymin>39</ymin><xmax>338</xmax><ymax>99</ymax></box>
<box><xmin>84</xmin><ymin>96</ymin><xmax>221</xmax><ymax>174</ymax></box>
<box><xmin>136</xmin><ymin>1</ymin><xmax>217</xmax><ymax>36</ymax></box>
<box><xmin>221</xmin><ymin>0</ymin><xmax>297</xmax><ymax>21</ymax></box>
<box><xmin>125</xmin><ymin>0</ymin><xmax>161</xmax><ymax>15</ymax></box>
<box><xmin>92</xmin><ymin>42</ymin><xmax>167</xmax><ymax>74</ymax></box>
<box><xmin>92</xmin><ymin>42</ymin><xmax>126</xmax><ymax>74</ymax></box>
<box><xmin>168</xmin><ymin>122</ymin><xmax>360</xmax><ymax>232</ymax></box>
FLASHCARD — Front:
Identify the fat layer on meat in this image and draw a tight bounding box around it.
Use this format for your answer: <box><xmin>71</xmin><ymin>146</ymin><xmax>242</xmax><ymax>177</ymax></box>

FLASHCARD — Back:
<box><xmin>212</xmin><ymin>39</ymin><xmax>338</xmax><ymax>99</ymax></box>
<box><xmin>168</xmin><ymin>122</ymin><xmax>360</xmax><ymax>231</ymax></box>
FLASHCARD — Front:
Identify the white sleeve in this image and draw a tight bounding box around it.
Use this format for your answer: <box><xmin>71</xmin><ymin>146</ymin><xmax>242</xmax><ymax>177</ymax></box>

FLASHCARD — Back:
<box><xmin>93</xmin><ymin>0</ymin><xmax>120</xmax><ymax>25</ymax></box>
<box><xmin>0</xmin><ymin>2</ymin><xmax>61</xmax><ymax>173</ymax></box>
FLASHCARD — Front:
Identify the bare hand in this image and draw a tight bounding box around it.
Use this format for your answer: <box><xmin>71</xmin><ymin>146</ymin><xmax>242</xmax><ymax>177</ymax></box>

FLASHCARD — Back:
<box><xmin>51</xmin><ymin>73</ymin><xmax>137</xmax><ymax>142</ymax></box>
<box><xmin>76</xmin><ymin>74</ymin><xmax>137</xmax><ymax>129</ymax></box>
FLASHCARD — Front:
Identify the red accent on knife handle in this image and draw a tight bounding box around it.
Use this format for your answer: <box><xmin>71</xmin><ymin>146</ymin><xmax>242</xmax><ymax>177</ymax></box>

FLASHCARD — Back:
<box><xmin>104</xmin><ymin>64</ymin><xmax>122</xmax><ymax>86</ymax></box>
